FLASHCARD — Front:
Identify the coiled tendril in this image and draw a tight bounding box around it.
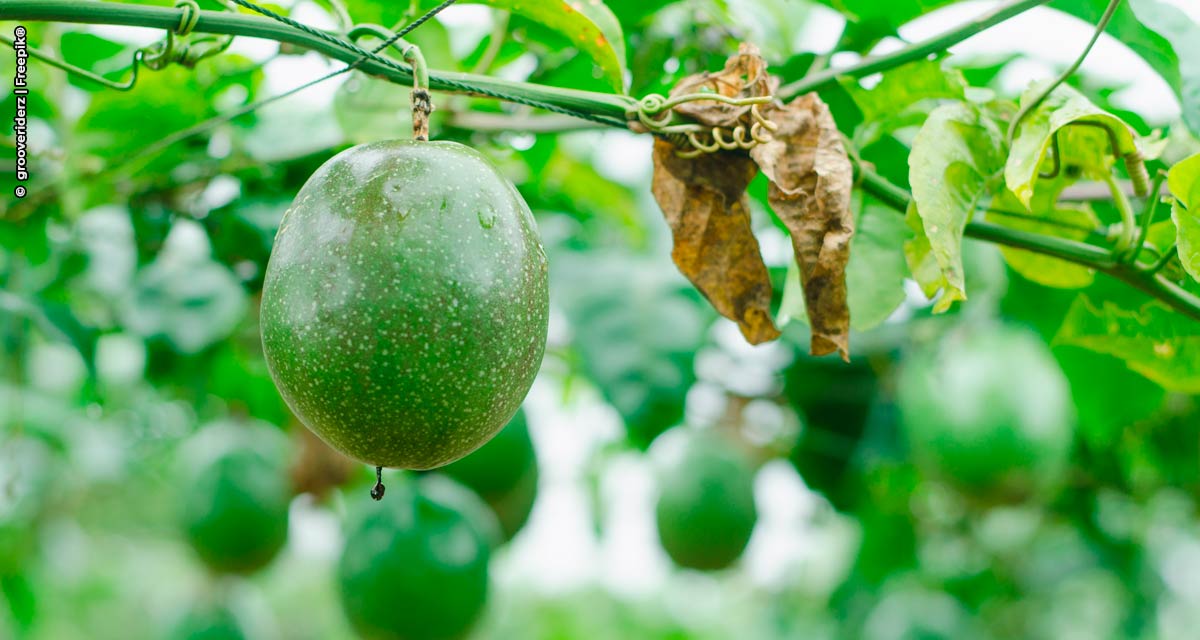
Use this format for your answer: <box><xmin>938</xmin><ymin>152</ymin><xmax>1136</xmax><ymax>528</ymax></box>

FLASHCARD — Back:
<box><xmin>630</xmin><ymin>93</ymin><xmax>780</xmax><ymax>158</ymax></box>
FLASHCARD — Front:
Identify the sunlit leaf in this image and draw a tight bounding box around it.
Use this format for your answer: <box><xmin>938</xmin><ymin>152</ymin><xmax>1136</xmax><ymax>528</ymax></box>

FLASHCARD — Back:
<box><xmin>1005</xmin><ymin>84</ymin><xmax>1135</xmax><ymax>208</ymax></box>
<box><xmin>235</xmin><ymin>99</ymin><xmax>343</xmax><ymax>162</ymax></box>
<box><xmin>812</xmin><ymin>0</ymin><xmax>956</xmax><ymax>37</ymax></box>
<box><xmin>405</xmin><ymin>0</ymin><xmax>628</xmax><ymax>91</ymax></box>
<box><xmin>333</xmin><ymin>73</ymin><xmax>431</xmax><ymax>145</ymax></box>
<box><xmin>1169</xmin><ymin>151</ymin><xmax>1200</xmax><ymax>282</ymax></box>
<box><xmin>58</xmin><ymin>32</ymin><xmax>133</xmax><ymax>91</ymax></box>
<box><xmin>907</xmin><ymin>102</ymin><xmax>1005</xmax><ymax>312</ymax></box>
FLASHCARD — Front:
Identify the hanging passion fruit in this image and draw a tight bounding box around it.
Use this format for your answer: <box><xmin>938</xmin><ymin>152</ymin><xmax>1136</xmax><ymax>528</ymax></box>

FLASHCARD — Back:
<box><xmin>261</xmin><ymin>140</ymin><xmax>549</xmax><ymax>470</ymax></box>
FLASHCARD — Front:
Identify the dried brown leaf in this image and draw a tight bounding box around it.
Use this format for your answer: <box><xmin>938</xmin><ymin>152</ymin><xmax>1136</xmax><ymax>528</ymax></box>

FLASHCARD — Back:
<box><xmin>751</xmin><ymin>93</ymin><xmax>854</xmax><ymax>360</ymax></box>
<box><xmin>651</xmin><ymin>138</ymin><xmax>781</xmax><ymax>344</ymax></box>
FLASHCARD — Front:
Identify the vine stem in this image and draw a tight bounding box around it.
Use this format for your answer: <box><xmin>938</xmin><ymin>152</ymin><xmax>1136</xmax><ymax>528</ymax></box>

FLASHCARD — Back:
<box><xmin>857</xmin><ymin>167</ymin><xmax>1200</xmax><ymax>322</ymax></box>
<box><xmin>780</xmin><ymin>0</ymin><xmax>1052</xmax><ymax>100</ymax></box>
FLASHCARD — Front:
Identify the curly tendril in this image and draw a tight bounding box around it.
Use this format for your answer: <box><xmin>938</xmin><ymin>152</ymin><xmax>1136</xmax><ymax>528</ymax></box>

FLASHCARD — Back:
<box><xmin>629</xmin><ymin>94</ymin><xmax>779</xmax><ymax>158</ymax></box>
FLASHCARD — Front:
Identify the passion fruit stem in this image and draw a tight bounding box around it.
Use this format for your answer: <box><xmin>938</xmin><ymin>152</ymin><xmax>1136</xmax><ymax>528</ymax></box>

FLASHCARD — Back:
<box><xmin>371</xmin><ymin>467</ymin><xmax>386</xmax><ymax>501</ymax></box>
<box><xmin>403</xmin><ymin>44</ymin><xmax>433</xmax><ymax>142</ymax></box>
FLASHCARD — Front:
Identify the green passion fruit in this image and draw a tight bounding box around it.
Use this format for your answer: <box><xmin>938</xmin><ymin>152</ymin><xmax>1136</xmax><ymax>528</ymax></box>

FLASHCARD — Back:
<box><xmin>260</xmin><ymin>140</ymin><xmax>549</xmax><ymax>470</ymax></box>
<box><xmin>338</xmin><ymin>477</ymin><xmax>494</xmax><ymax>640</ymax></box>
<box><xmin>182</xmin><ymin>445</ymin><xmax>291</xmax><ymax>575</ymax></box>
<box><xmin>438</xmin><ymin>408</ymin><xmax>539</xmax><ymax>541</ymax></box>
<box><xmin>896</xmin><ymin>324</ymin><xmax>1075</xmax><ymax>497</ymax></box>
<box><xmin>655</xmin><ymin>431</ymin><xmax>758</xmax><ymax>571</ymax></box>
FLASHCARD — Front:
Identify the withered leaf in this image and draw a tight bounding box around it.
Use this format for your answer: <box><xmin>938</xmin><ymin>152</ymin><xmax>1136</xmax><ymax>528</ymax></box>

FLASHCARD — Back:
<box><xmin>651</xmin><ymin>138</ymin><xmax>781</xmax><ymax>345</ymax></box>
<box><xmin>751</xmin><ymin>93</ymin><xmax>854</xmax><ymax>361</ymax></box>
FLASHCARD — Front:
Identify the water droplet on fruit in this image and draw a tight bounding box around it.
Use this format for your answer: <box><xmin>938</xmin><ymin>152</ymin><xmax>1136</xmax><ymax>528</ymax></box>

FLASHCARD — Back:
<box><xmin>478</xmin><ymin>207</ymin><xmax>496</xmax><ymax>229</ymax></box>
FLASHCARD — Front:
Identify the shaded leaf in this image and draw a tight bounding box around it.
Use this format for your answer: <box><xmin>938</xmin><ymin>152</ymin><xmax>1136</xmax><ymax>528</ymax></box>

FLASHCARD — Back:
<box><xmin>812</xmin><ymin>0</ymin><xmax>957</xmax><ymax>36</ymax></box>
<box><xmin>907</xmin><ymin>102</ymin><xmax>1005</xmax><ymax>312</ymax></box>
<box><xmin>1054</xmin><ymin>346</ymin><xmax>1165</xmax><ymax>447</ymax></box>
<box><xmin>993</xmin><ymin>205</ymin><xmax>1097</xmax><ymax>289</ymax></box>
<box><xmin>989</xmin><ymin>174</ymin><xmax>1099</xmax><ymax>289</ymax></box>
<box><xmin>904</xmin><ymin>201</ymin><xmax>944</xmax><ymax>302</ymax></box>
<box><xmin>1006</xmin><ymin>84</ymin><xmax>1135</xmax><ymax>207</ymax></box>
<box><xmin>553</xmin><ymin>252</ymin><xmax>709</xmax><ymax>448</ymax></box>
<box><xmin>651</xmin><ymin>140</ymin><xmax>778</xmax><ymax>344</ymax></box>
<box><xmin>753</xmin><ymin>94</ymin><xmax>855</xmax><ymax>358</ymax></box>
<box><xmin>1169</xmin><ymin>152</ymin><xmax>1200</xmax><ymax>282</ymax></box>
<box><xmin>1055</xmin><ymin>295</ymin><xmax>1200</xmax><ymax>392</ymax></box>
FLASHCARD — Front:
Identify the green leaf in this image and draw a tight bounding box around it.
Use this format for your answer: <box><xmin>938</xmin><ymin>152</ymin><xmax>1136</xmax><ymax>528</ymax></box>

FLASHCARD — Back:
<box><xmin>552</xmin><ymin>252</ymin><xmax>708</xmax><ymax>448</ymax></box>
<box><xmin>1005</xmin><ymin>84</ymin><xmax>1135</xmax><ymax>208</ymax></box>
<box><xmin>1054</xmin><ymin>346</ymin><xmax>1165</xmax><ymax>447</ymax></box>
<box><xmin>235</xmin><ymin>99</ymin><xmax>343</xmax><ymax>162</ymax></box>
<box><xmin>412</xmin><ymin>0</ymin><xmax>627</xmax><ymax>92</ymax></box>
<box><xmin>993</xmin><ymin>205</ymin><xmax>1097</xmax><ymax>289</ymax></box>
<box><xmin>1169</xmin><ymin>151</ymin><xmax>1200</xmax><ymax>209</ymax></box>
<box><xmin>780</xmin><ymin>195</ymin><xmax>908</xmax><ymax>331</ymax></box>
<box><xmin>76</xmin><ymin>66</ymin><xmax>213</xmax><ymax>162</ymax></box>
<box><xmin>907</xmin><ymin>102</ymin><xmax>1005</xmax><ymax>312</ymax></box>
<box><xmin>1055</xmin><ymin>295</ymin><xmax>1200</xmax><ymax>392</ymax></box>
<box><xmin>1170</xmin><ymin>152</ymin><xmax>1200</xmax><ymax>282</ymax></box>
<box><xmin>989</xmin><ymin>173</ymin><xmax>1099</xmax><ymax>289</ymax></box>
<box><xmin>119</xmin><ymin>222</ymin><xmax>247</xmax><ymax>354</ymax></box>
<box><xmin>843</xmin><ymin>59</ymin><xmax>967</xmax><ymax>145</ymax></box>
<box><xmin>1127</xmin><ymin>0</ymin><xmax>1200</xmax><ymax>135</ymax></box>
<box><xmin>813</xmin><ymin>0</ymin><xmax>956</xmax><ymax>35</ymax></box>
<box><xmin>58</xmin><ymin>32</ymin><xmax>133</xmax><ymax>91</ymax></box>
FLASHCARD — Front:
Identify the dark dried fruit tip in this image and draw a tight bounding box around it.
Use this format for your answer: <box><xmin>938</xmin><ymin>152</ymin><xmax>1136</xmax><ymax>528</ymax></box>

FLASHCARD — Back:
<box><xmin>370</xmin><ymin>466</ymin><xmax>386</xmax><ymax>501</ymax></box>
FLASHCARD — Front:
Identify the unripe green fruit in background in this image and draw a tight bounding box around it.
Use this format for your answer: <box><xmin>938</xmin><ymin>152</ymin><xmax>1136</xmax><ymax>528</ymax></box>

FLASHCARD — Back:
<box><xmin>437</xmin><ymin>408</ymin><xmax>538</xmax><ymax>541</ymax></box>
<box><xmin>655</xmin><ymin>431</ymin><xmax>758</xmax><ymax>571</ymax></box>
<box><xmin>260</xmin><ymin>140</ymin><xmax>549</xmax><ymax>470</ymax></box>
<box><xmin>171</xmin><ymin>603</ymin><xmax>247</xmax><ymax>640</ymax></box>
<box><xmin>182</xmin><ymin>447</ymin><xmax>291</xmax><ymax>575</ymax></box>
<box><xmin>339</xmin><ymin>477</ymin><xmax>493</xmax><ymax>640</ymax></box>
<box><xmin>896</xmin><ymin>324</ymin><xmax>1075</xmax><ymax>496</ymax></box>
